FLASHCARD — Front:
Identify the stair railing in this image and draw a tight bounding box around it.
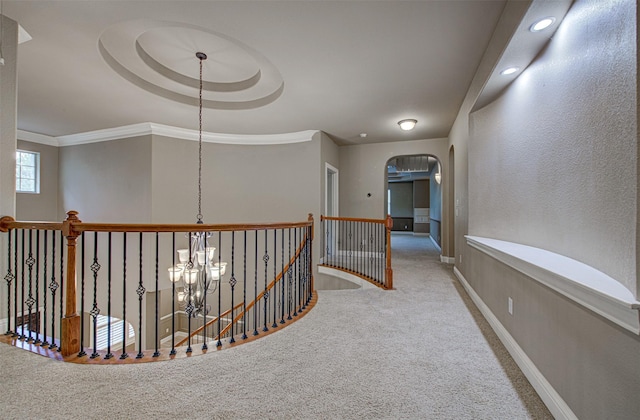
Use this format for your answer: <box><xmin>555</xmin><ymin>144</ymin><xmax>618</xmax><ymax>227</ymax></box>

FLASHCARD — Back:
<box><xmin>319</xmin><ymin>215</ymin><xmax>393</xmax><ymax>289</ymax></box>
<box><xmin>0</xmin><ymin>211</ymin><xmax>314</xmax><ymax>362</ymax></box>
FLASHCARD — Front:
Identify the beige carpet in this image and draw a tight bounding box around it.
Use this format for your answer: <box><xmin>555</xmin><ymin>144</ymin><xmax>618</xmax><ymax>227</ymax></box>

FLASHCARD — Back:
<box><xmin>0</xmin><ymin>233</ymin><xmax>552</xmax><ymax>419</ymax></box>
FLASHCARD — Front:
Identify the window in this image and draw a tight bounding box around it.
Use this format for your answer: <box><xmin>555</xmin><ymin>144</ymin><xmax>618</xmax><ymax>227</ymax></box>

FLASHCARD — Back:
<box><xmin>95</xmin><ymin>315</ymin><xmax>135</xmax><ymax>350</ymax></box>
<box><xmin>16</xmin><ymin>150</ymin><xmax>40</xmax><ymax>193</ymax></box>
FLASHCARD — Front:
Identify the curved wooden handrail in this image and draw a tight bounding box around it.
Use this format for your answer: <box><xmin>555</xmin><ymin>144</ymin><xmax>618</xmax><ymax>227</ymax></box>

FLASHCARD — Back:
<box><xmin>177</xmin><ymin>231</ymin><xmax>310</xmax><ymax>346</ymax></box>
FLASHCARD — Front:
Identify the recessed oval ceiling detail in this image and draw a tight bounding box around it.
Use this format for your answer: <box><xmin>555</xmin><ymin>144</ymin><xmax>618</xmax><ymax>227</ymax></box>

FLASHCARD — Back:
<box><xmin>98</xmin><ymin>19</ymin><xmax>284</xmax><ymax>109</ymax></box>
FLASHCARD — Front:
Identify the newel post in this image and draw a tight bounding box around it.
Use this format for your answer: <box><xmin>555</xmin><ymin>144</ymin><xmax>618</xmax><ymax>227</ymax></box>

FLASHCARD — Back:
<box><xmin>308</xmin><ymin>213</ymin><xmax>314</xmax><ymax>292</ymax></box>
<box><xmin>385</xmin><ymin>214</ymin><xmax>393</xmax><ymax>290</ymax></box>
<box><xmin>61</xmin><ymin>210</ymin><xmax>81</xmax><ymax>356</ymax></box>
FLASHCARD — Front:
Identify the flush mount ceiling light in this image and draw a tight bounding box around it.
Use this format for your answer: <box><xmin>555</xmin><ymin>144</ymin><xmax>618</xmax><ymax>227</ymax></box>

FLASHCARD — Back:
<box><xmin>530</xmin><ymin>17</ymin><xmax>556</xmax><ymax>32</ymax></box>
<box><xmin>500</xmin><ymin>66</ymin><xmax>520</xmax><ymax>76</ymax></box>
<box><xmin>398</xmin><ymin>119</ymin><xmax>417</xmax><ymax>131</ymax></box>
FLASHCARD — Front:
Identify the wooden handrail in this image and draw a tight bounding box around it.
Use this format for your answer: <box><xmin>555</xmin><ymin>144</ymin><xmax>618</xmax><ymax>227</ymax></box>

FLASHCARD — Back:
<box><xmin>1</xmin><ymin>215</ymin><xmax>312</xmax><ymax>234</ymax></box>
<box><xmin>0</xmin><ymin>216</ymin><xmax>63</xmax><ymax>232</ymax></box>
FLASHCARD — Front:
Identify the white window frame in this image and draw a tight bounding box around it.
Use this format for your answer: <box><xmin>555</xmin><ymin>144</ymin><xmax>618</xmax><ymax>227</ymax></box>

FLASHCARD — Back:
<box><xmin>16</xmin><ymin>150</ymin><xmax>40</xmax><ymax>194</ymax></box>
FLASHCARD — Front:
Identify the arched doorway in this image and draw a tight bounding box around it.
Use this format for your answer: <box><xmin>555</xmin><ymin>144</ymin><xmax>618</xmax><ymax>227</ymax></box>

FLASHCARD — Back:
<box><xmin>385</xmin><ymin>154</ymin><xmax>443</xmax><ymax>249</ymax></box>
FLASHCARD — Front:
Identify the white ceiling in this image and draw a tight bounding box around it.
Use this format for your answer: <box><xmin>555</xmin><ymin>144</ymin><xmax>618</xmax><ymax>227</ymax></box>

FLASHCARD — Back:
<box><xmin>3</xmin><ymin>0</ymin><xmax>512</xmax><ymax>145</ymax></box>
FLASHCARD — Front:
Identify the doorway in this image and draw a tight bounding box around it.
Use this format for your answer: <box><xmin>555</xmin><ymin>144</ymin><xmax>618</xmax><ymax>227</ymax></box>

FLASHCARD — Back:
<box><xmin>386</xmin><ymin>155</ymin><xmax>442</xmax><ymax>248</ymax></box>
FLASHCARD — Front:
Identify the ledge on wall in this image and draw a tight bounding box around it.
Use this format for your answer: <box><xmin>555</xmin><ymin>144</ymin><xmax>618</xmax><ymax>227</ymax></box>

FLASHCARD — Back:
<box><xmin>466</xmin><ymin>235</ymin><xmax>640</xmax><ymax>335</ymax></box>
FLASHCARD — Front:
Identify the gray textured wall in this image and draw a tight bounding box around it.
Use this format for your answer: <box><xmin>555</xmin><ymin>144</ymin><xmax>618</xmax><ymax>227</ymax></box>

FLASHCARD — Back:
<box><xmin>459</xmin><ymin>0</ymin><xmax>639</xmax><ymax>417</ymax></box>
<box><xmin>468</xmin><ymin>0</ymin><xmax>636</xmax><ymax>297</ymax></box>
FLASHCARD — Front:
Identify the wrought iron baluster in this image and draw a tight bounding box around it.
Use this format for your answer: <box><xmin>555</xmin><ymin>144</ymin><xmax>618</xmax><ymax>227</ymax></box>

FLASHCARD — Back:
<box><xmin>13</xmin><ymin>229</ymin><xmax>19</xmax><ymax>339</ymax></box>
<box><xmin>287</xmin><ymin>228</ymin><xmax>292</xmax><ymax>321</ymax></box>
<box><xmin>59</xmin><ymin>231</ymin><xmax>64</xmax><ymax>352</ymax></box>
<box><xmin>41</xmin><ymin>231</ymin><xmax>49</xmax><ymax>346</ymax></box>
<box><xmin>242</xmin><ymin>230</ymin><xmax>247</xmax><ymax>340</ymax></box>
<box><xmin>77</xmin><ymin>232</ymin><xmax>86</xmax><ymax>356</ymax></box>
<box><xmin>121</xmin><ymin>232</ymin><xmax>128</xmax><ymax>360</ymax></box>
<box><xmin>293</xmin><ymin>228</ymin><xmax>298</xmax><ymax>317</ymax></box>
<box><xmin>48</xmin><ymin>231</ymin><xmax>58</xmax><ymax>349</ymax></box>
<box><xmin>136</xmin><ymin>232</ymin><xmax>145</xmax><ymax>359</ymax></box>
<box><xmin>262</xmin><ymin>229</ymin><xmax>269</xmax><ymax>333</ymax></box>
<box><xmin>229</xmin><ymin>231</ymin><xmax>236</xmax><ymax>343</ymax></box>
<box><xmin>105</xmin><ymin>232</ymin><xmax>114</xmax><ymax>360</ymax></box>
<box><xmin>169</xmin><ymin>232</ymin><xmax>176</xmax><ymax>356</ymax></box>
<box><xmin>19</xmin><ymin>229</ymin><xmax>25</xmax><ymax>340</ymax></box>
<box><xmin>90</xmin><ymin>232</ymin><xmax>101</xmax><ymax>359</ymax></box>
<box><xmin>153</xmin><ymin>232</ymin><xmax>160</xmax><ymax>357</ymax></box>
<box><xmin>272</xmin><ymin>229</ymin><xmax>277</xmax><ymax>329</ymax></box>
<box><xmin>253</xmin><ymin>230</ymin><xmax>258</xmax><ymax>336</ymax></box>
<box><xmin>4</xmin><ymin>228</ymin><xmax>14</xmax><ymax>335</ymax></box>
<box><xmin>216</xmin><ymin>231</ymin><xmax>222</xmax><ymax>348</ymax></box>
<box><xmin>34</xmin><ymin>230</ymin><xmax>41</xmax><ymax>344</ymax></box>
<box><xmin>186</xmin><ymin>232</ymin><xmax>193</xmax><ymax>354</ymax></box>
<box><xmin>280</xmin><ymin>229</ymin><xmax>285</xmax><ymax>325</ymax></box>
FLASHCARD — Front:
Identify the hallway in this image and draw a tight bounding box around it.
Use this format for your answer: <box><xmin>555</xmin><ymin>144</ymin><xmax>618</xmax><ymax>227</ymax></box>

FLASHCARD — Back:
<box><xmin>0</xmin><ymin>233</ymin><xmax>551</xmax><ymax>419</ymax></box>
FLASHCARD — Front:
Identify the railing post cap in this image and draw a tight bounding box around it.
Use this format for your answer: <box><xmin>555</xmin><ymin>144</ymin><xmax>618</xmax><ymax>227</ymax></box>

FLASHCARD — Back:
<box><xmin>0</xmin><ymin>215</ymin><xmax>16</xmax><ymax>232</ymax></box>
<box><xmin>65</xmin><ymin>210</ymin><xmax>81</xmax><ymax>222</ymax></box>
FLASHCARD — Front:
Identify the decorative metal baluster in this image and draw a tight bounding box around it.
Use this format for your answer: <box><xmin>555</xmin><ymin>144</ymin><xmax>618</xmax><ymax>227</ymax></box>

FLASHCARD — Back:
<box><xmin>287</xmin><ymin>228</ymin><xmax>292</xmax><ymax>321</ymax></box>
<box><xmin>272</xmin><ymin>229</ymin><xmax>278</xmax><ymax>329</ymax></box>
<box><xmin>242</xmin><ymin>231</ymin><xmax>247</xmax><ymax>340</ymax></box>
<box><xmin>19</xmin><ymin>229</ymin><xmax>25</xmax><ymax>340</ymax></box>
<box><xmin>294</xmin><ymin>228</ymin><xmax>299</xmax><ymax>317</ymax></box>
<box><xmin>25</xmin><ymin>231</ymin><xmax>35</xmax><ymax>342</ymax></box>
<box><xmin>169</xmin><ymin>232</ymin><xmax>176</xmax><ymax>356</ymax></box>
<box><xmin>300</xmin><ymin>228</ymin><xmax>306</xmax><ymax>311</ymax></box>
<box><xmin>253</xmin><ymin>230</ymin><xmax>258</xmax><ymax>336</ymax></box>
<box><xmin>41</xmin><ymin>231</ymin><xmax>49</xmax><ymax>346</ymax></box>
<box><xmin>229</xmin><ymin>231</ymin><xmax>236</xmax><ymax>343</ymax></box>
<box><xmin>120</xmin><ymin>232</ymin><xmax>128</xmax><ymax>359</ymax></box>
<box><xmin>202</xmin><ymin>231</ymin><xmax>209</xmax><ymax>351</ymax></box>
<box><xmin>104</xmin><ymin>232</ymin><xmax>113</xmax><ymax>359</ymax></box>
<box><xmin>58</xmin><ymin>231</ymin><xmax>64</xmax><ymax>352</ymax></box>
<box><xmin>105</xmin><ymin>232</ymin><xmax>114</xmax><ymax>359</ymax></box>
<box><xmin>22</xmin><ymin>229</ymin><xmax>36</xmax><ymax>343</ymax></box>
<box><xmin>78</xmin><ymin>232</ymin><xmax>86</xmax><ymax>357</ymax></box>
<box><xmin>280</xmin><ymin>229</ymin><xmax>285</xmax><ymax>325</ymax></box>
<box><xmin>216</xmin><ymin>231</ymin><xmax>222</xmax><ymax>348</ymax></box>
<box><xmin>89</xmin><ymin>232</ymin><xmax>101</xmax><ymax>359</ymax></box>
<box><xmin>262</xmin><ymin>230</ymin><xmax>269</xmax><ymax>333</ymax></box>
<box><xmin>34</xmin><ymin>231</ymin><xmax>41</xmax><ymax>344</ymax></box>
<box><xmin>13</xmin><ymin>230</ymin><xmax>19</xmax><ymax>339</ymax></box>
<box><xmin>186</xmin><ymin>232</ymin><xmax>194</xmax><ymax>354</ymax></box>
<box><xmin>48</xmin><ymin>231</ymin><xmax>59</xmax><ymax>349</ymax></box>
<box><xmin>136</xmin><ymin>232</ymin><xmax>145</xmax><ymax>359</ymax></box>
<box><xmin>4</xmin><ymin>228</ymin><xmax>14</xmax><ymax>335</ymax></box>
<box><xmin>152</xmin><ymin>232</ymin><xmax>160</xmax><ymax>357</ymax></box>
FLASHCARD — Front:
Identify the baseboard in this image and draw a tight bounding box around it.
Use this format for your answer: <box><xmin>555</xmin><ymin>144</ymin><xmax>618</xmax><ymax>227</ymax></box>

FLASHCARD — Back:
<box><xmin>440</xmin><ymin>255</ymin><xmax>455</xmax><ymax>264</ymax></box>
<box><xmin>453</xmin><ymin>266</ymin><xmax>578</xmax><ymax>420</ymax></box>
<box><xmin>429</xmin><ymin>235</ymin><xmax>442</xmax><ymax>251</ymax></box>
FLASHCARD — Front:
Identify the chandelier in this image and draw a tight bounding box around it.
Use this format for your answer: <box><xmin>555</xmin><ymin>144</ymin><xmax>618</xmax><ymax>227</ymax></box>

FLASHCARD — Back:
<box><xmin>167</xmin><ymin>52</ymin><xmax>226</xmax><ymax>318</ymax></box>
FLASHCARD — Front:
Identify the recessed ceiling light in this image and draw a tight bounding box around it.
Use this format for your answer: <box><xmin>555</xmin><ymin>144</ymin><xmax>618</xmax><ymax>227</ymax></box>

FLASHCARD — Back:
<box><xmin>398</xmin><ymin>119</ymin><xmax>417</xmax><ymax>131</ymax></box>
<box><xmin>500</xmin><ymin>67</ymin><xmax>520</xmax><ymax>76</ymax></box>
<box><xmin>530</xmin><ymin>17</ymin><xmax>556</xmax><ymax>32</ymax></box>
<box><xmin>359</xmin><ymin>133</ymin><xmax>367</xmax><ymax>138</ymax></box>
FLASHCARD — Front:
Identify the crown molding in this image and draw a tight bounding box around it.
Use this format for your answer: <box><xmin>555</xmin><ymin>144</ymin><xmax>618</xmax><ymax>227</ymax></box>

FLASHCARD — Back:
<box><xmin>50</xmin><ymin>122</ymin><xmax>318</xmax><ymax>147</ymax></box>
<box><xmin>17</xmin><ymin>130</ymin><xmax>58</xmax><ymax>147</ymax></box>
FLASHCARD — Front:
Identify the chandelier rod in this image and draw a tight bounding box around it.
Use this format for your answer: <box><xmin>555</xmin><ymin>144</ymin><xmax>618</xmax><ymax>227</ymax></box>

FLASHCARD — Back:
<box><xmin>196</xmin><ymin>51</ymin><xmax>207</xmax><ymax>224</ymax></box>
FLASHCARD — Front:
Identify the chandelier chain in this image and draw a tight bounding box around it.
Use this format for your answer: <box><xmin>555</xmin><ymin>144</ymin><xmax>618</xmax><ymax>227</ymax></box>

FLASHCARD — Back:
<box><xmin>197</xmin><ymin>53</ymin><xmax>204</xmax><ymax>223</ymax></box>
